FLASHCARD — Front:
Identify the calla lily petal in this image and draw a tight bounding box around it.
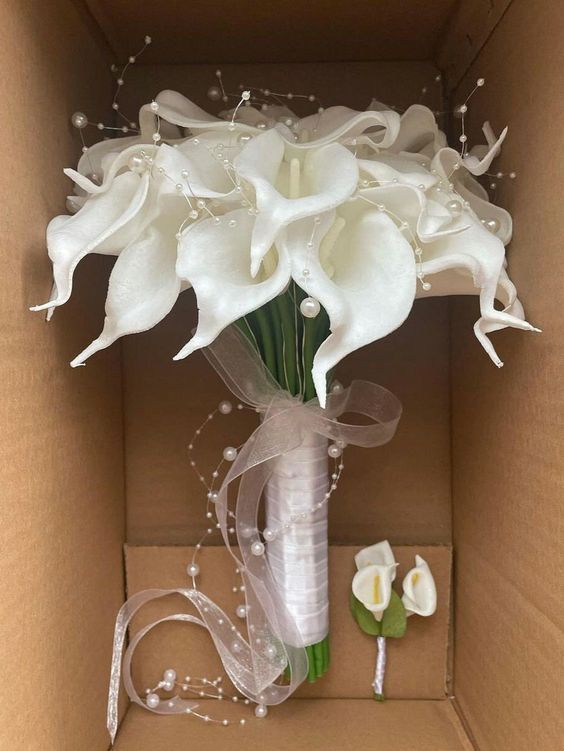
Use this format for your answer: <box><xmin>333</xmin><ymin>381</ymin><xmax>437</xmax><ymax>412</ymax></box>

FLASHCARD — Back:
<box><xmin>462</xmin><ymin>123</ymin><xmax>508</xmax><ymax>176</ymax></box>
<box><xmin>352</xmin><ymin>563</ymin><xmax>395</xmax><ymax>619</ymax></box>
<box><xmin>389</xmin><ymin>105</ymin><xmax>446</xmax><ymax>155</ymax></box>
<box><xmin>355</xmin><ymin>540</ymin><xmax>397</xmax><ymax>578</ymax></box>
<box><xmin>70</xmin><ymin>220</ymin><xmax>182</xmax><ymax>367</ymax></box>
<box><xmin>401</xmin><ymin>555</ymin><xmax>437</xmax><ymax>617</ymax></box>
<box><xmin>173</xmin><ymin>209</ymin><xmax>291</xmax><ymax>359</ymax></box>
<box><xmin>31</xmin><ymin>171</ymin><xmax>150</xmax><ymax>312</ymax></box>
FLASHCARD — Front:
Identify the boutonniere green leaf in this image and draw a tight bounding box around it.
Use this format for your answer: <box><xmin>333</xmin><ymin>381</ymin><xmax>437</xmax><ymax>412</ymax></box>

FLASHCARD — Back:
<box><xmin>350</xmin><ymin>591</ymin><xmax>382</xmax><ymax>636</ymax></box>
<box><xmin>380</xmin><ymin>590</ymin><xmax>407</xmax><ymax>638</ymax></box>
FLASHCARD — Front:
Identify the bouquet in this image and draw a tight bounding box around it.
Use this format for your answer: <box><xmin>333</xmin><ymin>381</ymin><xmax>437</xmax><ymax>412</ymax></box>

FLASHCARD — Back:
<box><xmin>32</xmin><ymin>66</ymin><xmax>537</xmax><ymax>727</ymax></box>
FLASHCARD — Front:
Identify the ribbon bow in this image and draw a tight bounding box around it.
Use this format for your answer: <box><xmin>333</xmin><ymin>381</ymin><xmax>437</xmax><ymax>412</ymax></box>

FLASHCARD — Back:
<box><xmin>107</xmin><ymin>326</ymin><xmax>401</xmax><ymax>742</ymax></box>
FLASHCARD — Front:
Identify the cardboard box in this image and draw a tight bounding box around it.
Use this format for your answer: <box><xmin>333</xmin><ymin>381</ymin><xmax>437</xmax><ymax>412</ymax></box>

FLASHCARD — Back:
<box><xmin>1</xmin><ymin>0</ymin><xmax>562</xmax><ymax>749</ymax></box>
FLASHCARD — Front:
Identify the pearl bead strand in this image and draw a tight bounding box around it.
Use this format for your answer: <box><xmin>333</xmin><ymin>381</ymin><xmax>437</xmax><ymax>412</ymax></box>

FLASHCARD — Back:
<box><xmin>143</xmin><ymin>672</ymin><xmax>252</xmax><ymax>726</ymax></box>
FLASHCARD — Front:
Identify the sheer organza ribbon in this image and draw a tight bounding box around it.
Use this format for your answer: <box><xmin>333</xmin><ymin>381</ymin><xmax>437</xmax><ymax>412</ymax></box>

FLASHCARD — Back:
<box><xmin>107</xmin><ymin>326</ymin><xmax>402</xmax><ymax>742</ymax></box>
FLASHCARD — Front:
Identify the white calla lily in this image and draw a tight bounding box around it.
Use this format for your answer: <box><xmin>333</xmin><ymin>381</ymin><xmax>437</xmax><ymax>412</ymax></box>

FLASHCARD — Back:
<box><xmin>352</xmin><ymin>563</ymin><xmax>396</xmax><ymax>621</ymax></box>
<box><xmin>173</xmin><ymin>208</ymin><xmax>291</xmax><ymax>359</ymax></box>
<box><xmin>234</xmin><ymin>128</ymin><xmax>358</xmax><ymax>275</ymax></box>
<box><xmin>303</xmin><ymin>200</ymin><xmax>417</xmax><ymax>406</ymax></box>
<box><xmin>401</xmin><ymin>555</ymin><xmax>437</xmax><ymax>617</ymax></box>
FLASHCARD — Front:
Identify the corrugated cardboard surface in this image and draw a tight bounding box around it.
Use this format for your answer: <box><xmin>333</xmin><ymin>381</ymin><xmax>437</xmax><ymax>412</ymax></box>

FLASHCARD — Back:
<box><xmin>125</xmin><ymin>545</ymin><xmax>452</xmax><ymax>700</ymax></box>
<box><xmin>114</xmin><ymin>700</ymin><xmax>474</xmax><ymax>751</ymax></box>
<box><xmin>0</xmin><ymin>2</ymin><xmax>125</xmax><ymax>751</ymax></box>
<box><xmin>450</xmin><ymin>0</ymin><xmax>564</xmax><ymax>749</ymax></box>
<box><xmin>118</xmin><ymin>62</ymin><xmax>452</xmax><ymax>549</ymax></box>
<box><xmin>436</xmin><ymin>0</ymin><xmax>514</xmax><ymax>89</ymax></box>
<box><xmin>83</xmin><ymin>0</ymin><xmax>459</xmax><ymax>63</ymax></box>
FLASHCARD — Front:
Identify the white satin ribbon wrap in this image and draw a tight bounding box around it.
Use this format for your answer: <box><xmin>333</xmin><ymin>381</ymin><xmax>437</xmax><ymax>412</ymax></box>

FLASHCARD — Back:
<box><xmin>265</xmin><ymin>431</ymin><xmax>329</xmax><ymax>647</ymax></box>
<box><xmin>107</xmin><ymin>327</ymin><xmax>402</xmax><ymax>742</ymax></box>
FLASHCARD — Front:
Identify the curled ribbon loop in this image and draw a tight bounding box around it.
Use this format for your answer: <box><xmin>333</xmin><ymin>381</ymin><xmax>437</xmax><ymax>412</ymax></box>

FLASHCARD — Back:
<box><xmin>108</xmin><ymin>326</ymin><xmax>402</xmax><ymax>742</ymax></box>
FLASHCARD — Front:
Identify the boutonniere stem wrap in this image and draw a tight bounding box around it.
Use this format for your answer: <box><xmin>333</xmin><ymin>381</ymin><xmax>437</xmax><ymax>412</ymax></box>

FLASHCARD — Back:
<box><xmin>350</xmin><ymin>542</ymin><xmax>437</xmax><ymax>700</ymax></box>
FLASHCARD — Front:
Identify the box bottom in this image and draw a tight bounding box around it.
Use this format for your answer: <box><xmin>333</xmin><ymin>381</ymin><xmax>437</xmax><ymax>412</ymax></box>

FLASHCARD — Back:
<box><xmin>113</xmin><ymin>699</ymin><xmax>474</xmax><ymax>750</ymax></box>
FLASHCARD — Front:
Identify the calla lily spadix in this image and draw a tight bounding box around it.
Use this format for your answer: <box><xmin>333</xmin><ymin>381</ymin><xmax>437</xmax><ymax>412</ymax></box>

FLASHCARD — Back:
<box><xmin>31</xmin><ymin>88</ymin><xmax>539</xmax><ymax>407</ymax></box>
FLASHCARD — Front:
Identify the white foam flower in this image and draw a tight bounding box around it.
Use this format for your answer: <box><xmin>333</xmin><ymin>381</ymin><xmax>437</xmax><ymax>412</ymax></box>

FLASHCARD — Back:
<box><xmin>352</xmin><ymin>564</ymin><xmax>396</xmax><ymax>621</ymax></box>
<box><xmin>351</xmin><ymin>541</ymin><xmax>399</xmax><ymax>622</ymax></box>
<box><xmin>401</xmin><ymin>555</ymin><xmax>437</xmax><ymax>617</ymax></box>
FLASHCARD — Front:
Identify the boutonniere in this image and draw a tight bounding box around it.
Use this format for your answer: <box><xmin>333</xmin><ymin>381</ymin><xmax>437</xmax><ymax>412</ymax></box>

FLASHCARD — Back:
<box><xmin>350</xmin><ymin>541</ymin><xmax>437</xmax><ymax>700</ymax></box>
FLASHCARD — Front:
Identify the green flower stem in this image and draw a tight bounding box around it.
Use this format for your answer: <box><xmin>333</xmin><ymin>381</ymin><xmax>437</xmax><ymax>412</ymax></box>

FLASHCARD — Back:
<box><xmin>275</xmin><ymin>294</ymin><xmax>298</xmax><ymax>394</ymax></box>
<box><xmin>253</xmin><ymin>305</ymin><xmax>277</xmax><ymax>380</ymax></box>
<box><xmin>268</xmin><ymin>300</ymin><xmax>286</xmax><ymax>388</ymax></box>
<box><xmin>302</xmin><ymin>317</ymin><xmax>318</xmax><ymax>401</ymax></box>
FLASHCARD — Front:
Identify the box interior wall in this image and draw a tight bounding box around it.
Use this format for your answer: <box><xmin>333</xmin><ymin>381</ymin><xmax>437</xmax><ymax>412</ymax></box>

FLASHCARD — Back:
<box><xmin>1</xmin><ymin>0</ymin><xmax>562</xmax><ymax>749</ymax></box>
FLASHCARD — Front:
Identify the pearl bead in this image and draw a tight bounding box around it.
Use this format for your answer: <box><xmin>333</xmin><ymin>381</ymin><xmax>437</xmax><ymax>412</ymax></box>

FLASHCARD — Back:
<box><xmin>219</xmin><ymin>400</ymin><xmax>232</xmax><ymax>414</ymax></box>
<box><xmin>71</xmin><ymin>111</ymin><xmax>88</xmax><ymax>129</ymax></box>
<box><xmin>232</xmin><ymin>640</ymin><xmax>243</xmax><ymax>653</ymax></box>
<box><xmin>265</xmin><ymin>644</ymin><xmax>277</xmax><ymax>659</ymax></box>
<box><xmin>240</xmin><ymin>719</ymin><xmax>246</xmax><ymax>725</ymax></box>
<box><xmin>163</xmin><ymin>669</ymin><xmax>176</xmax><ymax>682</ymax></box>
<box><xmin>483</xmin><ymin>217</ymin><xmax>500</xmax><ymax>233</ymax></box>
<box><xmin>422</xmin><ymin>281</ymin><xmax>432</xmax><ymax>291</ymax></box>
<box><xmin>129</xmin><ymin>56</ymin><xmax>136</xmax><ymax>63</ymax></box>
<box><xmin>263</xmin><ymin>527</ymin><xmax>277</xmax><ymax>542</ymax></box>
<box><xmin>223</xmin><ymin>446</ymin><xmax>238</xmax><ymax>462</ymax></box>
<box><xmin>300</xmin><ymin>297</ymin><xmax>321</xmax><ymax>319</ymax></box>
<box><xmin>255</xmin><ymin>704</ymin><xmax>268</xmax><ymax>718</ymax></box>
<box><xmin>328</xmin><ymin>444</ymin><xmax>342</xmax><ymax>459</ymax></box>
<box><xmin>454</xmin><ymin>104</ymin><xmax>468</xmax><ymax>117</ymax></box>
<box><xmin>145</xmin><ymin>35</ymin><xmax>152</xmax><ymax>44</ymax></box>
<box><xmin>459</xmin><ymin>134</ymin><xmax>467</xmax><ymax>143</ymax></box>
<box><xmin>188</xmin><ymin>210</ymin><xmax>199</xmax><ymax>220</ymax></box>
<box><xmin>97</xmin><ymin>122</ymin><xmax>104</xmax><ymax>130</ymax></box>
<box><xmin>477</xmin><ymin>77</ymin><xmax>485</xmax><ymax>86</ymax></box>
<box><xmin>251</xmin><ymin>541</ymin><xmax>265</xmax><ymax>556</ymax></box>
<box><xmin>152</xmin><ymin>133</ymin><xmax>161</xmax><ymax>142</ymax></box>
<box><xmin>209</xmin><ymin>491</ymin><xmax>219</xmax><ymax>503</ymax></box>
<box><xmin>196</xmin><ymin>199</ymin><xmax>206</xmax><ymax>210</ymax></box>
<box><xmin>146</xmin><ymin>693</ymin><xmax>160</xmax><ymax>708</ymax></box>
<box><xmin>236</xmin><ymin>604</ymin><xmax>247</xmax><ymax>619</ymax></box>
<box><xmin>207</xmin><ymin>86</ymin><xmax>222</xmax><ymax>101</ymax></box>
<box><xmin>331</xmin><ymin>381</ymin><xmax>344</xmax><ymax>394</ymax></box>
<box><xmin>228</xmin><ymin>219</ymin><xmax>238</xmax><ymax>228</ymax></box>
<box><xmin>162</xmin><ymin>680</ymin><xmax>174</xmax><ymax>691</ymax></box>
<box><xmin>187</xmin><ymin>562</ymin><xmax>200</xmax><ymax>577</ymax></box>
<box><xmin>238</xmin><ymin>133</ymin><xmax>253</xmax><ymax>146</ymax></box>
<box><xmin>150</xmin><ymin>101</ymin><xmax>159</xmax><ymax>112</ymax></box>
<box><xmin>446</xmin><ymin>199</ymin><xmax>463</xmax><ymax>216</ymax></box>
